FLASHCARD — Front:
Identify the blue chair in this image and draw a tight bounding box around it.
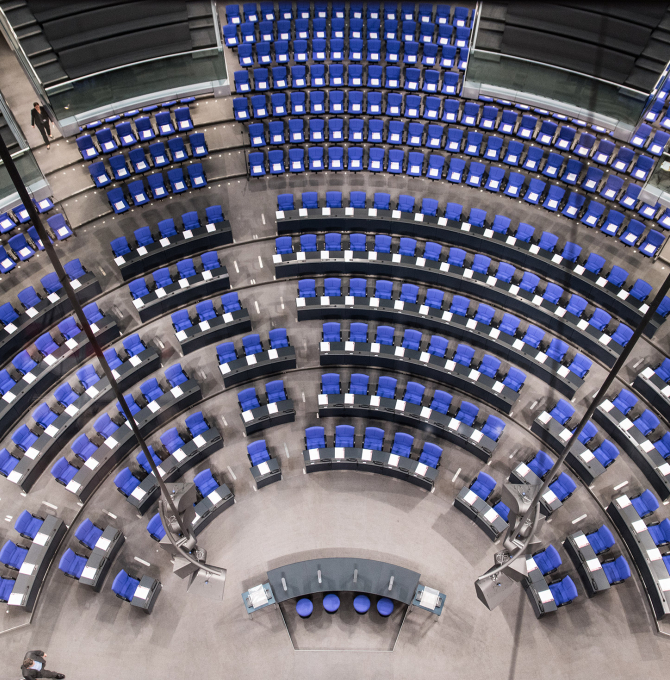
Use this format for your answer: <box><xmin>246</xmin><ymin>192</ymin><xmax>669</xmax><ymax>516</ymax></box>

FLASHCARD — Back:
<box><xmin>470</xmin><ymin>472</ymin><xmax>496</xmax><ymax>501</ymax></box>
<box><xmin>548</xmin><ymin>575</ymin><xmax>578</xmax><ymax>607</ymax></box>
<box><xmin>533</xmin><ymin>545</ymin><xmax>562</xmax><ymax>575</ymax></box>
<box><xmin>549</xmin><ymin>472</ymin><xmax>577</xmax><ymax>502</ymax></box>
<box><xmin>111</xmin><ymin>570</ymin><xmax>140</xmax><ymax>601</ymax></box>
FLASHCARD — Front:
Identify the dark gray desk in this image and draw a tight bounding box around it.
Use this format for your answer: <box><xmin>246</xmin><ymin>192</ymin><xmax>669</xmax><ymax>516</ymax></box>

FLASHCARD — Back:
<box><xmin>634</xmin><ymin>366</ymin><xmax>670</xmax><ymax>424</ymax></box>
<box><xmin>317</xmin><ymin>393</ymin><xmax>498</xmax><ymax>462</ymax></box>
<box><xmin>320</xmin><ymin>341</ymin><xmax>519</xmax><ymax>414</ymax></box>
<box><xmin>192</xmin><ymin>482</ymin><xmax>235</xmax><ymax>535</ymax></box>
<box><xmin>7</xmin><ymin>515</ymin><xmax>66</xmax><ymax>612</ymax></box>
<box><xmin>0</xmin><ymin>272</ymin><xmax>101</xmax><ymax>359</ymax></box>
<box><xmin>219</xmin><ymin>346</ymin><xmax>297</xmax><ymax>387</ymax></box>
<box><xmin>176</xmin><ymin>308</ymin><xmax>252</xmax><ymax>355</ymax></box>
<box><xmin>78</xmin><ymin>525</ymin><xmax>125</xmax><ymax>591</ymax></box>
<box><xmin>594</xmin><ymin>399</ymin><xmax>670</xmax><ymax>500</ymax></box>
<box><xmin>277</xmin><ymin>208</ymin><xmax>662</xmax><ymax>337</ymax></box>
<box><xmin>241</xmin><ymin>398</ymin><xmax>295</xmax><ymax>434</ymax></box>
<box><xmin>67</xmin><ymin>378</ymin><xmax>202</xmax><ymax>502</ymax></box>
<box><xmin>0</xmin><ymin>315</ymin><xmax>119</xmax><ymax>441</ymax></box>
<box><xmin>454</xmin><ymin>486</ymin><xmax>509</xmax><ymax>540</ymax></box>
<box><xmin>303</xmin><ymin>446</ymin><xmax>438</xmax><ymax>491</ymax></box>
<box><xmin>130</xmin><ymin>575</ymin><xmax>161</xmax><ymax>613</ymax></box>
<box><xmin>251</xmin><ymin>456</ymin><xmax>282</xmax><ymax>489</ymax></box>
<box><xmin>8</xmin><ymin>347</ymin><xmax>159</xmax><ymax>492</ymax></box>
<box><xmin>523</xmin><ymin>558</ymin><xmax>559</xmax><ymax>618</ymax></box>
<box><xmin>607</xmin><ymin>496</ymin><xmax>670</xmax><ymax>619</ymax></box>
<box><xmin>531</xmin><ymin>411</ymin><xmax>607</xmax><ymax>485</ymax></box>
<box><xmin>114</xmin><ymin>221</ymin><xmax>232</xmax><ymax>280</ymax></box>
<box><xmin>277</xmin><ymin>251</ymin><xmax>623</xmax><ymax>366</ymax></box>
<box><xmin>132</xmin><ymin>265</ymin><xmax>229</xmax><ymax>322</ymax></box>
<box><xmin>563</xmin><ymin>530</ymin><xmax>610</xmax><ymax>597</ymax></box>
<box><xmin>267</xmin><ymin>557</ymin><xmax>421</xmax><ymax>605</ymax></box>
<box><xmin>127</xmin><ymin>426</ymin><xmax>223</xmax><ymax>514</ymax></box>
<box><xmin>298</xmin><ymin>296</ymin><xmax>583</xmax><ymax>397</ymax></box>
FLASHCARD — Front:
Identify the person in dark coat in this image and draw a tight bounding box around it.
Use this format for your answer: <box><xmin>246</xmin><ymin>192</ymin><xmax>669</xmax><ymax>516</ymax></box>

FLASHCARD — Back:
<box><xmin>30</xmin><ymin>102</ymin><xmax>54</xmax><ymax>149</ymax></box>
<box><xmin>21</xmin><ymin>650</ymin><xmax>65</xmax><ymax>678</ymax></box>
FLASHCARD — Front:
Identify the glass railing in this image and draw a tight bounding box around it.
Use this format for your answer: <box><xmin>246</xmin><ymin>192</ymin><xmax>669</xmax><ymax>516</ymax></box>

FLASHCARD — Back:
<box><xmin>45</xmin><ymin>48</ymin><xmax>228</xmax><ymax>122</ymax></box>
<box><xmin>464</xmin><ymin>49</ymin><xmax>649</xmax><ymax>130</ymax></box>
<box><xmin>0</xmin><ymin>149</ymin><xmax>47</xmax><ymax>210</ymax></box>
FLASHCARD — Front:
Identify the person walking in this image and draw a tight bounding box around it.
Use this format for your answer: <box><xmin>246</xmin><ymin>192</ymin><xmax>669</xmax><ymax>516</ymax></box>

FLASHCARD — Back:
<box><xmin>21</xmin><ymin>650</ymin><xmax>65</xmax><ymax>678</ymax></box>
<box><xmin>30</xmin><ymin>102</ymin><xmax>54</xmax><ymax>149</ymax></box>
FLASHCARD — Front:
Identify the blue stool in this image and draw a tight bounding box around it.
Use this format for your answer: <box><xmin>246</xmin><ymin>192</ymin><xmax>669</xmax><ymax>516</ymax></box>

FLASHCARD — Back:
<box><xmin>353</xmin><ymin>594</ymin><xmax>370</xmax><ymax>614</ymax></box>
<box><xmin>323</xmin><ymin>593</ymin><xmax>340</xmax><ymax>613</ymax></box>
<box><xmin>296</xmin><ymin>597</ymin><xmax>313</xmax><ymax>618</ymax></box>
<box><xmin>377</xmin><ymin>597</ymin><xmax>394</xmax><ymax>617</ymax></box>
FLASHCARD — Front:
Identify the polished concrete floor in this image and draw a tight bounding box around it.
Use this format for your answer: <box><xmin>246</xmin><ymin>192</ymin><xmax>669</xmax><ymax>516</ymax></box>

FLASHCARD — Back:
<box><xmin>1</xmin><ymin>25</ymin><xmax>670</xmax><ymax>680</ymax></box>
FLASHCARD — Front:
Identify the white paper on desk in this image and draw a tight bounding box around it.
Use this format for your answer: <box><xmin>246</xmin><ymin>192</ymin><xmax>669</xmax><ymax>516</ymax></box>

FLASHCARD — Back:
<box><xmin>645</xmin><ymin>548</ymin><xmax>663</xmax><ymax>563</ymax></box>
<box><xmin>246</xmin><ymin>354</ymin><xmax>258</xmax><ymax>365</ymax></box>
<box><xmin>334</xmin><ymin>447</ymin><xmax>345</xmax><ymax>459</ymax></box>
<box><xmin>542</xmin><ymin>489</ymin><xmax>558</xmax><ymax>503</ymax></box>
<box><xmin>483</xmin><ymin>508</ymin><xmax>499</xmax><ymax>523</ymax></box>
<box><xmin>516</xmin><ymin>462</ymin><xmax>530</xmax><ymax>477</ymax></box>
<box><xmin>658</xmin><ymin>463</ymin><xmax>670</xmax><ymax>477</ymax></box>
<box><xmin>538</xmin><ymin>590</ymin><xmax>554</xmax><ymax>604</ymax></box>
<box><xmin>308</xmin><ymin>449</ymin><xmax>320</xmax><ymax>461</ymax></box>
<box><xmin>19</xmin><ymin>562</ymin><xmax>35</xmax><ymax>575</ymax></box>
<box><xmin>463</xmin><ymin>490</ymin><xmax>478</xmax><ymax>505</ymax></box>
<box><xmin>658</xmin><ymin>578</ymin><xmax>670</xmax><ymax>592</ymax></box>
<box><xmin>586</xmin><ymin>558</ymin><xmax>602</xmax><ymax>572</ymax></box>
<box><xmin>84</xmin><ymin>457</ymin><xmax>99</xmax><ymax>470</ymax></box>
<box><xmin>370</xmin><ymin>396</ymin><xmax>380</xmax><ymax>407</ymax></box>
<box><xmin>147</xmin><ymin>401</ymin><xmax>160</xmax><ymax>413</ymax></box>
<box><xmin>155</xmin><ymin>288</ymin><xmax>166</xmax><ymax>298</ymax></box>
<box><xmin>420</xmin><ymin>407</ymin><xmax>432</xmax><ymax>420</ymax></box>
<box><xmin>131</xmin><ymin>486</ymin><xmax>146</xmax><ymax>500</ymax></box>
<box><xmin>395</xmin><ymin>400</ymin><xmax>406</xmax><ymax>412</ymax></box>
<box><xmin>134</xmin><ymin>585</ymin><xmax>150</xmax><ymax>600</ymax></box>
<box><xmin>65</xmin><ymin>404</ymin><xmax>79</xmax><ymax>417</ymax></box>
<box><xmin>242</xmin><ymin>410</ymin><xmax>254</xmax><ymax>422</ymax></box>
<box><xmin>171</xmin><ymin>386</ymin><xmax>184</xmax><ymax>398</ymax></box>
<box><xmin>362</xmin><ymin>449</ymin><xmax>373</xmax><ymax>461</ymax></box>
<box><xmin>206</xmin><ymin>487</ymin><xmax>222</xmax><ymax>505</ymax></box>
<box><xmin>33</xmin><ymin>532</ymin><xmax>48</xmax><ymax>546</ymax></box>
<box><xmin>632</xmin><ymin>520</ymin><xmax>647</xmax><ymax>533</ymax></box>
<box><xmin>65</xmin><ymin>338</ymin><xmax>78</xmax><ymax>350</ymax></box>
<box><xmin>2</xmin><ymin>391</ymin><xmax>16</xmax><ymax>403</ymax></box>
<box><xmin>620</xmin><ymin>418</ymin><xmax>633</xmax><ymax>431</ymax></box>
<box><xmin>526</xmin><ymin>557</ymin><xmax>538</xmax><ymax>572</ymax></box>
<box><xmin>388</xmin><ymin>454</ymin><xmax>399</xmax><ymax>467</ymax></box>
<box><xmin>173</xmin><ymin>449</ymin><xmax>186</xmax><ymax>462</ymax></box>
<box><xmin>176</xmin><ymin>330</ymin><xmax>187</xmax><ymax>342</ymax></box>
<box><xmin>24</xmin><ymin>447</ymin><xmax>39</xmax><ymax>459</ymax></box>
<box><xmin>580</xmin><ymin>450</ymin><xmax>595</xmax><ymax>462</ymax></box>
<box><xmin>538</xmin><ymin>411</ymin><xmax>552</xmax><ymax>424</ymax></box>
<box><xmin>65</xmin><ymin>480</ymin><xmax>81</xmax><ymax>493</ymax></box>
<box><xmin>105</xmin><ymin>436</ymin><xmax>118</xmax><ymax>449</ymax></box>
<box><xmin>81</xmin><ymin>566</ymin><xmax>98</xmax><ymax>580</ymax></box>
<box><xmin>257</xmin><ymin>461</ymin><xmax>271</xmax><ymax>476</ymax></box>
<box><xmin>470</xmin><ymin>430</ymin><xmax>483</xmax><ymax>442</ymax></box>
<box><xmin>222</xmin><ymin>313</ymin><xmax>233</xmax><ymax>323</ymax></box>
<box><xmin>202</xmin><ymin>270</ymin><xmax>213</xmax><ymax>281</ymax></box>
<box><xmin>415</xmin><ymin>463</ymin><xmax>428</xmax><ymax>477</ymax></box>
<box><xmin>267</xmin><ymin>402</ymin><xmax>279</xmax><ymax>414</ymax></box>
<box><xmin>178</xmin><ymin>279</ymin><xmax>189</xmax><ymax>289</ymax></box>
<box><xmin>344</xmin><ymin>393</ymin><xmax>354</xmax><ymax>404</ymax></box>
<box><xmin>574</xmin><ymin>534</ymin><xmax>590</xmax><ymax>548</ymax></box>
<box><xmin>96</xmin><ymin>536</ymin><xmax>111</xmax><ymax>551</ymax></box>
<box><xmin>44</xmin><ymin>424</ymin><xmax>59</xmax><ymax>438</ymax></box>
<box><xmin>7</xmin><ymin>470</ymin><xmax>22</xmax><ymax>483</ymax></box>
<box><xmin>615</xmin><ymin>494</ymin><xmax>631</xmax><ymax>507</ymax></box>
<box><xmin>220</xmin><ymin>363</ymin><xmax>230</xmax><ymax>375</ymax></box>
<box><xmin>47</xmin><ymin>292</ymin><xmax>60</xmax><ymax>304</ymax></box>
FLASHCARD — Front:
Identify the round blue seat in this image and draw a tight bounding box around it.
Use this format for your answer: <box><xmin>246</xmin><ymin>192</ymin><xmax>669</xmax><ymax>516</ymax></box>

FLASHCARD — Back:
<box><xmin>296</xmin><ymin>597</ymin><xmax>313</xmax><ymax>618</ymax></box>
<box><xmin>377</xmin><ymin>597</ymin><xmax>394</xmax><ymax>617</ymax></box>
<box><xmin>353</xmin><ymin>594</ymin><xmax>370</xmax><ymax>614</ymax></box>
<box><xmin>323</xmin><ymin>593</ymin><xmax>340</xmax><ymax>613</ymax></box>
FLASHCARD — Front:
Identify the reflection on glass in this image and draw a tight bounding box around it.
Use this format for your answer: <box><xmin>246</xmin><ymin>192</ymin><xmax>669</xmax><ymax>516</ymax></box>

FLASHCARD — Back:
<box><xmin>46</xmin><ymin>49</ymin><xmax>228</xmax><ymax>120</ymax></box>
<box><xmin>0</xmin><ymin>151</ymin><xmax>44</xmax><ymax>201</ymax></box>
<box><xmin>465</xmin><ymin>50</ymin><xmax>648</xmax><ymax>128</ymax></box>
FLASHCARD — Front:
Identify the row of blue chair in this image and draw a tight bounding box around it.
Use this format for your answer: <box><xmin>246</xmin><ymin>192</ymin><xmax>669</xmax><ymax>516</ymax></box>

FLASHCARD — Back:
<box><xmin>106</xmin><ymin>164</ymin><xmax>207</xmax><ymax>214</ymax></box>
<box><xmin>299</xmin><ymin>278</ymin><xmax>606</xmax><ymax>379</ymax></box>
<box><xmin>0</xmin><ymin>197</ymin><xmax>55</xmax><ymax>234</ymax></box>
<box><xmin>87</xmin><ymin>134</ymin><xmax>208</xmax><ymax>187</ymax></box>
<box><xmin>233</xmin><ymin>37</ymin><xmax>469</xmax><ymax>70</ymax></box>
<box><xmin>277</xmin><ymin>192</ymin><xmax>666</xmax><ymax>305</ymax></box>
<box><xmin>172</xmin><ymin>292</ymin><xmax>244</xmax><ymax>333</ymax></box>
<box><xmin>610</xmin><ymin>389</ymin><xmax>669</xmax><ymax>450</ymax></box>
<box><xmin>305</xmin><ymin>424</ymin><xmax>445</xmax><ymax>468</ymax></box>
<box><xmin>127</xmin><ymin>252</ymin><xmax>221</xmax><ymax>300</ymax></box>
<box><xmin>0</xmin><ymin>258</ymin><xmax>92</xmax><ymax>332</ymax></box>
<box><xmin>75</xmin><ymin>109</ymin><xmax>193</xmax><ymax>157</ymax></box>
<box><xmin>216</xmin><ymin>329</ymin><xmax>290</xmax><ymax>365</ymax></box>
<box><xmin>80</xmin><ymin>99</ymin><xmax>195</xmax><ymax>132</ymax></box>
<box><xmin>239</xmin><ymin>380</ymin><xmax>288</xmax><ymax>411</ymax></box>
<box><xmin>225</xmin><ymin>3</ymin><xmax>471</xmax><ymax>26</ymax></box>
<box><xmin>318</xmin><ymin>373</ymin><xmax>505</xmax><ymax>441</ymax></box>
<box><xmin>320</xmin><ymin>321</ymin><xmax>527</xmax><ymax>392</ymax></box>
<box><xmin>110</xmin><ymin>206</ymin><xmax>225</xmax><ymax>259</ymax></box>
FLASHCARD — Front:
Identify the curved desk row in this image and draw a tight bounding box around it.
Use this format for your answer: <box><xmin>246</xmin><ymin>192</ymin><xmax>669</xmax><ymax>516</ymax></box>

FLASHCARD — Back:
<box><xmin>67</xmin><ymin>378</ymin><xmax>202</xmax><ymax>503</ymax></box>
<box><xmin>593</xmin><ymin>400</ymin><xmax>670</xmax><ymax>501</ymax></box>
<box><xmin>219</xmin><ymin>346</ymin><xmax>297</xmax><ymax>387</ymax></box>
<box><xmin>276</xmin><ymin>208</ymin><xmax>662</xmax><ymax>336</ymax></box>
<box><xmin>277</xmin><ymin>252</ymin><xmax>624</xmax><ymax>367</ymax></box>
<box><xmin>317</xmin><ymin>394</ymin><xmax>499</xmax><ymax>462</ymax></box>
<box><xmin>242</xmin><ymin>397</ymin><xmax>296</xmax><ymax>434</ymax></box>
<box><xmin>454</xmin><ymin>486</ymin><xmax>509</xmax><ymax>540</ymax></box>
<box><xmin>523</xmin><ymin>559</ymin><xmax>559</xmax><ymax>618</ymax></box>
<box><xmin>176</xmin><ymin>308</ymin><xmax>252</xmax><ymax>355</ymax></box>
<box><xmin>192</xmin><ymin>482</ymin><xmax>235</xmax><ymax>535</ymax></box>
<box><xmin>531</xmin><ymin>412</ymin><xmax>607</xmax><ymax>485</ymax></box>
<box><xmin>634</xmin><ymin>367</ymin><xmax>670</xmax><ymax>425</ymax></box>
<box><xmin>319</xmin><ymin>340</ymin><xmax>519</xmax><ymax>414</ymax></box>
<box><xmin>132</xmin><ymin>265</ymin><xmax>229</xmax><ymax>323</ymax></box>
<box><xmin>78</xmin><ymin>525</ymin><xmax>125</xmax><ymax>591</ymax></box>
<box><xmin>297</xmin><ymin>296</ymin><xmax>583</xmax><ymax>397</ymax></box>
<box><xmin>607</xmin><ymin>495</ymin><xmax>670</xmax><ymax>620</ymax></box>
<box><xmin>0</xmin><ymin>315</ymin><xmax>120</xmax><ymax>442</ymax></box>
<box><xmin>7</xmin><ymin>347</ymin><xmax>159</xmax><ymax>492</ymax></box>
<box><xmin>128</xmin><ymin>426</ymin><xmax>223</xmax><ymax>515</ymax></box>
<box><xmin>303</xmin><ymin>446</ymin><xmax>438</xmax><ymax>491</ymax></box>
<box><xmin>8</xmin><ymin>514</ymin><xmax>66</xmax><ymax>611</ymax></box>
<box><xmin>114</xmin><ymin>221</ymin><xmax>232</xmax><ymax>280</ymax></box>
<box><xmin>0</xmin><ymin>272</ymin><xmax>101</xmax><ymax>359</ymax></box>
